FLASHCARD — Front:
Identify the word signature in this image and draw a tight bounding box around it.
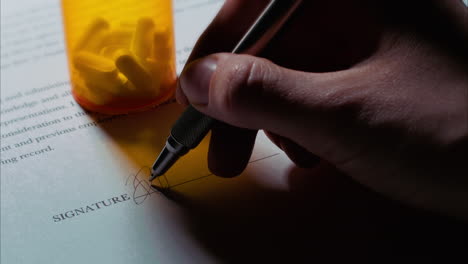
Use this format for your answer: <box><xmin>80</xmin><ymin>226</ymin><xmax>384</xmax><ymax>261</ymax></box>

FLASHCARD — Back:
<box><xmin>125</xmin><ymin>166</ymin><xmax>170</xmax><ymax>205</ymax></box>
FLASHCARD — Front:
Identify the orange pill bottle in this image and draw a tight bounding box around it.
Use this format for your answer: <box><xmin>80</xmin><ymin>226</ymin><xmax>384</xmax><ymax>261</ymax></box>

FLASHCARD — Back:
<box><xmin>61</xmin><ymin>0</ymin><xmax>176</xmax><ymax>114</ymax></box>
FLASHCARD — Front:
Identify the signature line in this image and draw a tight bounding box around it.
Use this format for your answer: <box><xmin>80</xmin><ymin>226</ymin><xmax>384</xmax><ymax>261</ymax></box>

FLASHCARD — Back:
<box><xmin>168</xmin><ymin>153</ymin><xmax>281</xmax><ymax>189</ymax></box>
<box><xmin>127</xmin><ymin>153</ymin><xmax>281</xmax><ymax>204</ymax></box>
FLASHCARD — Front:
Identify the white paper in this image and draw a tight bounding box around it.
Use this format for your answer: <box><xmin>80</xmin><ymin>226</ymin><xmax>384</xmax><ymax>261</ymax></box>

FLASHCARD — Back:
<box><xmin>1</xmin><ymin>0</ymin><xmax>294</xmax><ymax>263</ymax></box>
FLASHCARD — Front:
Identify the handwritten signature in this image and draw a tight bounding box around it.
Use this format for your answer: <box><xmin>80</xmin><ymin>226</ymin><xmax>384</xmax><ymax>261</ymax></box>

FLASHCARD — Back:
<box><xmin>125</xmin><ymin>166</ymin><xmax>170</xmax><ymax>205</ymax></box>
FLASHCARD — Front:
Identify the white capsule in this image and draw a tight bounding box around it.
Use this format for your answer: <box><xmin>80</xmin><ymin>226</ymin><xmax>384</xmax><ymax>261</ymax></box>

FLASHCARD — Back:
<box><xmin>100</xmin><ymin>45</ymin><xmax>125</xmax><ymax>59</ymax></box>
<box><xmin>101</xmin><ymin>28</ymin><xmax>133</xmax><ymax>47</ymax></box>
<box><xmin>72</xmin><ymin>74</ymin><xmax>113</xmax><ymax>105</ymax></box>
<box><xmin>149</xmin><ymin>58</ymin><xmax>176</xmax><ymax>95</ymax></box>
<box><xmin>74</xmin><ymin>18</ymin><xmax>110</xmax><ymax>52</ymax></box>
<box><xmin>83</xmin><ymin>82</ymin><xmax>114</xmax><ymax>105</ymax></box>
<box><xmin>115</xmin><ymin>50</ymin><xmax>158</xmax><ymax>97</ymax></box>
<box><xmin>152</xmin><ymin>29</ymin><xmax>173</xmax><ymax>62</ymax></box>
<box><xmin>73</xmin><ymin>51</ymin><xmax>125</xmax><ymax>94</ymax></box>
<box><xmin>131</xmin><ymin>17</ymin><xmax>155</xmax><ymax>62</ymax></box>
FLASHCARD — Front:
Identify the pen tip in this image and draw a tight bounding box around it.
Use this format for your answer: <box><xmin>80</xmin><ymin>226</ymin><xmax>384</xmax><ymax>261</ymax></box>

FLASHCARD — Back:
<box><xmin>149</xmin><ymin>173</ymin><xmax>156</xmax><ymax>182</ymax></box>
<box><xmin>149</xmin><ymin>171</ymin><xmax>163</xmax><ymax>182</ymax></box>
<box><xmin>150</xmin><ymin>144</ymin><xmax>182</xmax><ymax>180</ymax></box>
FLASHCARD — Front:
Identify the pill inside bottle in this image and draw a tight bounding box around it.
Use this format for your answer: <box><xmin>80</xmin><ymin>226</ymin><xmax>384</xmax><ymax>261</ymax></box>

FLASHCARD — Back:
<box><xmin>62</xmin><ymin>0</ymin><xmax>176</xmax><ymax>114</ymax></box>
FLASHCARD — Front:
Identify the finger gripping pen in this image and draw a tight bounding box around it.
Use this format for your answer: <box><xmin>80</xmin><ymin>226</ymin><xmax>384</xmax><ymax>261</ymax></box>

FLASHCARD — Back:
<box><xmin>150</xmin><ymin>0</ymin><xmax>303</xmax><ymax>180</ymax></box>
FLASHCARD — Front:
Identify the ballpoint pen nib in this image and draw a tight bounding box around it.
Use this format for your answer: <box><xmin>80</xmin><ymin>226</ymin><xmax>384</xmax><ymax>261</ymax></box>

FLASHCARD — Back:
<box><xmin>149</xmin><ymin>144</ymin><xmax>181</xmax><ymax>181</ymax></box>
<box><xmin>149</xmin><ymin>166</ymin><xmax>165</xmax><ymax>181</ymax></box>
<box><xmin>149</xmin><ymin>173</ymin><xmax>157</xmax><ymax>182</ymax></box>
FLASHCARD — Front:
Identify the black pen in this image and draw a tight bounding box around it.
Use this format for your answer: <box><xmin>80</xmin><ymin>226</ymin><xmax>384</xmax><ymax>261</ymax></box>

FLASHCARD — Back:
<box><xmin>150</xmin><ymin>0</ymin><xmax>303</xmax><ymax>181</ymax></box>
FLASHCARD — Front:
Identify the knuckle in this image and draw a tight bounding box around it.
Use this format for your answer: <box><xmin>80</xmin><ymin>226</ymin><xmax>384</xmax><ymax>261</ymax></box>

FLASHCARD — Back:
<box><xmin>215</xmin><ymin>56</ymin><xmax>277</xmax><ymax>114</ymax></box>
<box><xmin>316</xmin><ymin>75</ymin><xmax>370</xmax><ymax>120</ymax></box>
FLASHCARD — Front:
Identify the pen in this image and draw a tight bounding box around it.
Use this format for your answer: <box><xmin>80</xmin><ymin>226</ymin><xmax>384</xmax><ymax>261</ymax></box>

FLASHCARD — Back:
<box><xmin>150</xmin><ymin>0</ymin><xmax>303</xmax><ymax>181</ymax></box>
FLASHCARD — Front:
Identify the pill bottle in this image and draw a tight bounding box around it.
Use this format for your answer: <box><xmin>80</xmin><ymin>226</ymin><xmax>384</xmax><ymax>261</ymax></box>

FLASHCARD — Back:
<box><xmin>61</xmin><ymin>0</ymin><xmax>176</xmax><ymax>114</ymax></box>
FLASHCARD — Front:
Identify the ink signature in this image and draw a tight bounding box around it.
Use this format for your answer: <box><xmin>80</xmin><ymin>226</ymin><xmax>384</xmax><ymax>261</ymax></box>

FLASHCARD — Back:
<box><xmin>125</xmin><ymin>166</ymin><xmax>170</xmax><ymax>205</ymax></box>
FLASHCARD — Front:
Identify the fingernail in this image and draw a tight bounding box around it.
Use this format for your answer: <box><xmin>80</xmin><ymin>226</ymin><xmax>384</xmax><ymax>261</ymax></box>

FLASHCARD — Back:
<box><xmin>179</xmin><ymin>57</ymin><xmax>218</xmax><ymax>105</ymax></box>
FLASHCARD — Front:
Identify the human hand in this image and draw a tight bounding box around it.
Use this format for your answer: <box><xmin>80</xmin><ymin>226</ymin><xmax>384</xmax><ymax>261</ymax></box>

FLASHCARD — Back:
<box><xmin>176</xmin><ymin>0</ymin><xmax>468</xmax><ymax>219</ymax></box>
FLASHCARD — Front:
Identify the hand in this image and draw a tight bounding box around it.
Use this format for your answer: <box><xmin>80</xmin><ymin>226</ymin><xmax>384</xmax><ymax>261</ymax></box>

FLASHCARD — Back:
<box><xmin>176</xmin><ymin>0</ymin><xmax>468</xmax><ymax>219</ymax></box>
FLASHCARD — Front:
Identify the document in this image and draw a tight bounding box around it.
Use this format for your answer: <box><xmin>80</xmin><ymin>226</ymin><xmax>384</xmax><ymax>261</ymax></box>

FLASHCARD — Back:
<box><xmin>1</xmin><ymin>0</ymin><xmax>294</xmax><ymax>263</ymax></box>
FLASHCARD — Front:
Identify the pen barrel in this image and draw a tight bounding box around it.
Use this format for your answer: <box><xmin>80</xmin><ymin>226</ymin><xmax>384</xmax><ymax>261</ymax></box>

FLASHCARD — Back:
<box><xmin>233</xmin><ymin>0</ymin><xmax>303</xmax><ymax>55</ymax></box>
<box><xmin>150</xmin><ymin>0</ymin><xmax>304</xmax><ymax>178</ymax></box>
<box><xmin>170</xmin><ymin>106</ymin><xmax>215</xmax><ymax>149</ymax></box>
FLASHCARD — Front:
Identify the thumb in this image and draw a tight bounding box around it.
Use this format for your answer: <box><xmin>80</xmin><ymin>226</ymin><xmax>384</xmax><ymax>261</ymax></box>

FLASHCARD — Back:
<box><xmin>179</xmin><ymin>53</ymin><xmax>369</xmax><ymax>160</ymax></box>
